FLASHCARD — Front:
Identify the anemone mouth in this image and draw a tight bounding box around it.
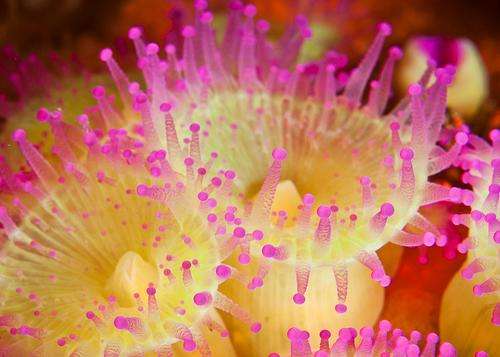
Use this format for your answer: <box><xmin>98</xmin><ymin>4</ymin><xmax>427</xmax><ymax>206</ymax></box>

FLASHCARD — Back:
<box><xmin>105</xmin><ymin>250</ymin><xmax>158</xmax><ymax>308</ymax></box>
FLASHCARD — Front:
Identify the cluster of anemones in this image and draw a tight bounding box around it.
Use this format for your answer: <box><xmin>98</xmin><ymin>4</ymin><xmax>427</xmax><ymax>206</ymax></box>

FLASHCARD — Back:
<box><xmin>0</xmin><ymin>0</ymin><xmax>494</xmax><ymax>356</ymax></box>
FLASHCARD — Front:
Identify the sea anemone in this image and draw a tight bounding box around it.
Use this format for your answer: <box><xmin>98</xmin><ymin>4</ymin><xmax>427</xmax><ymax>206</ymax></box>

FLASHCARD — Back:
<box><xmin>94</xmin><ymin>0</ymin><xmax>467</xmax><ymax>354</ymax></box>
<box><xmin>0</xmin><ymin>104</ymin><xmax>260</xmax><ymax>354</ymax></box>
<box><xmin>280</xmin><ymin>320</ymin><xmax>465</xmax><ymax>357</ymax></box>
<box><xmin>440</xmin><ymin>129</ymin><xmax>499</xmax><ymax>355</ymax></box>
<box><xmin>92</xmin><ymin>1</ymin><xmax>469</xmax><ymax>354</ymax></box>
<box><xmin>94</xmin><ymin>0</ymin><xmax>468</xmax><ymax>305</ymax></box>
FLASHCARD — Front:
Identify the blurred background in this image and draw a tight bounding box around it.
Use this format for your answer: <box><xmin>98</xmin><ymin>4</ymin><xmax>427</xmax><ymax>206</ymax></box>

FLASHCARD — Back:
<box><xmin>1</xmin><ymin>0</ymin><xmax>499</xmax><ymax>114</ymax></box>
<box><xmin>0</xmin><ymin>0</ymin><xmax>499</xmax><ymax>336</ymax></box>
<box><xmin>1</xmin><ymin>0</ymin><xmax>499</xmax><ymax>118</ymax></box>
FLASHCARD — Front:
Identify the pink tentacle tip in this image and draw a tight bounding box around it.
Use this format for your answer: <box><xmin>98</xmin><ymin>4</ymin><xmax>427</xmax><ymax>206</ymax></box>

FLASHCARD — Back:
<box><xmin>377</xmin><ymin>22</ymin><xmax>392</xmax><ymax>36</ymax></box>
<box><xmin>182</xmin><ymin>26</ymin><xmax>196</xmax><ymax>38</ymax></box>
<box><xmin>225</xmin><ymin>170</ymin><xmax>236</xmax><ymax>179</ymax></box>
<box><xmin>319</xmin><ymin>329</ymin><xmax>331</xmax><ymax>339</ymax></box>
<box><xmin>36</xmin><ymin>108</ymin><xmax>50</xmax><ymax>122</ymax></box>
<box><xmin>380</xmin><ymin>203</ymin><xmax>395</xmax><ymax>217</ymax></box>
<box><xmin>360</xmin><ymin>176</ymin><xmax>371</xmax><ymax>186</ymax></box>
<box><xmin>12</xmin><ymin>129</ymin><xmax>27</xmax><ymax>142</ymax></box>
<box><xmin>189</xmin><ymin>123</ymin><xmax>201</xmax><ymax>133</ymax></box>
<box><xmin>252</xmin><ymin>230</ymin><xmax>264</xmax><ymax>240</ymax></box>
<box><xmin>238</xmin><ymin>253</ymin><xmax>251</xmax><ymax>264</ymax></box>
<box><xmin>183</xmin><ymin>339</ymin><xmax>197</xmax><ymax>352</ymax></box>
<box><xmin>159</xmin><ymin>102</ymin><xmax>172</xmax><ymax>112</ymax></box>
<box><xmin>165</xmin><ymin>44</ymin><xmax>176</xmax><ymax>55</ymax></box>
<box><xmin>379</xmin><ymin>319</ymin><xmax>392</xmax><ymax>331</ymax></box>
<box><xmin>200</xmin><ymin>11</ymin><xmax>214</xmax><ymax>24</ymax></box>
<box><xmin>146</xmin><ymin>43</ymin><xmax>159</xmax><ymax>56</ymax></box>
<box><xmin>427</xmin><ymin>332</ymin><xmax>439</xmax><ymax>344</ymax></box>
<box><xmin>272</xmin><ymin>147</ymin><xmax>288</xmax><ymax>161</ymax></box>
<box><xmin>303</xmin><ymin>193</ymin><xmax>315</xmax><ymax>205</ymax></box>
<box><xmin>215</xmin><ymin>264</ymin><xmax>231</xmax><ymax>279</ymax></box>
<box><xmin>136</xmin><ymin>184</ymin><xmax>148</xmax><ymax>196</ymax></box>
<box><xmin>317</xmin><ymin>205</ymin><xmax>332</xmax><ymax>218</ymax></box>
<box><xmin>243</xmin><ymin>4</ymin><xmax>257</xmax><ymax>18</ymax></box>
<box><xmin>301</xmin><ymin>27</ymin><xmax>313</xmax><ymax>39</ymax></box>
<box><xmin>92</xmin><ymin>86</ymin><xmax>106</xmax><ymax>99</ymax></box>
<box><xmin>262</xmin><ymin>244</ymin><xmax>276</xmax><ymax>258</ymax></box>
<box><xmin>256</xmin><ymin>19</ymin><xmax>270</xmax><ymax>33</ymax></box>
<box><xmin>293</xmin><ymin>293</ymin><xmax>305</xmax><ymax>305</ymax></box>
<box><xmin>99</xmin><ymin>48</ymin><xmax>113</xmax><ymax>62</ymax></box>
<box><xmin>233</xmin><ymin>227</ymin><xmax>246</xmax><ymax>238</ymax></box>
<box><xmin>390</xmin><ymin>121</ymin><xmax>400</xmax><ymax>131</ymax></box>
<box><xmin>193</xmin><ymin>291</ymin><xmax>212</xmax><ymax>306</ymax></box>
<box><xmin>335</xmin><ymin>303</ymin><xmax>347</xmax><ymax>313</ymax></box>
<box><xmin>436</xmin><ymin>69</ymin><xmax>453</xmax><ymax>85</ymax></box>
<box><xmin>400</xmin><ymin>148</ymin><xmax>414</xmax><ymax>161</ymax></box>
<box><xmin>408</xmin><ymin>83</ymin><xmax>422</xmax><ymax>96</ymax></box>
<box><xmin>439</xmin><ymin>342</ymin><xmax>457</xmax><ymax>357</ymax></box>
<box><xmin>128</xmin><ymin>27</ymin><xmax>142</xmax><ymax>40</ymax></box>
<box><xmin>423</xmin><ymin>232</ymin><xmax>436</xmax><ymax>247</ymax></box>
<box><xmin>113</xmin><ymin>316</ymin><xmax>127</xmax><ymax>330</ymax></box>
<box><xmin>494</xmin><ymin>231</ymin><xmax>500</xmax><ymax>244</ymax></box>
<box><xmin>250</xmin><ymin>322</ymin><xmax>262</xmax><ymax>333</ymax></box>
<box><xmin>389</xmin><ymin>46</ymin><xmax>403</xmax><ymax>59</ymax></box>
<box><xmin>489</xmin><ymin>129</ymin><xmax>499</xmax><ymax>142</ymax></box>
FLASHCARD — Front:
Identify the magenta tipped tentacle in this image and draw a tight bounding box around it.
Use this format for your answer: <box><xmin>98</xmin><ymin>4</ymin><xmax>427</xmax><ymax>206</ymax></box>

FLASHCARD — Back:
<box><xmin>344</xmin><ymin>22</ymin><xmax>392</xmax><ymax>106</ymax></box>
<box><xmin>333</xmin><ymin>264</ymin><xmax>348</xmax><ymax>313</ymax></box>
<box><xmin>238</xmin><ymin>5</ymin><xmax>259</xmax><ymax>88</ymax></box>
<box><xmin>293</xmin><ymin>264</ymin><xmax>311</xmax><ymax>304</ymax></box>
<box><xmin>252</xmin><ymin>148</ymin><xmax>287</xmax><ymax>221</ymax></box>
<box><xmin>315</xmin><ymin>205</ymin><xmax>332</xmax><ymax>246</ymax></box>
<box><xmin>367</xmin><ymin>46</ymin><xmax>403</xmax><ymax>115</ymax></box>
<box><xmin>100</xmin><ymin>48</ymin><xmax>132</xmax><ymax>107</ymax></box>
